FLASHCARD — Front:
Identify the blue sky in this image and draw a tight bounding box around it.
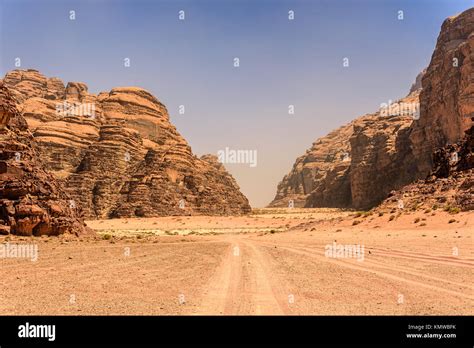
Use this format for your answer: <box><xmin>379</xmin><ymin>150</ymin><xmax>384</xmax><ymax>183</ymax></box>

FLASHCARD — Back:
<box><xmin>1</xmin><ymin>0</ymin><xmax>472</xmax><ymax>206</ymax></box>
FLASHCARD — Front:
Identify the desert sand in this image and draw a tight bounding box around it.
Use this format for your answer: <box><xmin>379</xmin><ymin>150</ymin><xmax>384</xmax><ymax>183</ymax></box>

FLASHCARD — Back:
<box><xmin>0</xmin><ymin>208</ymin><xmax>472</xmax><ymax>315</ymax></box>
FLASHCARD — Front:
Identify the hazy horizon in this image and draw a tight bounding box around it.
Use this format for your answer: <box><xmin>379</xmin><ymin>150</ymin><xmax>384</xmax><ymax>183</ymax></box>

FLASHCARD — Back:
<box><xmin>1</xmin><ymin>0</ymin><xmax>472</xmax><ymax>207</ymax></box>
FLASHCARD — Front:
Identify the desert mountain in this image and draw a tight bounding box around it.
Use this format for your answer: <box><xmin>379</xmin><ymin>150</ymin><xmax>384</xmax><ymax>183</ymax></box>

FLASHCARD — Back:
<box><xmin>270</xmin><ymin>8</ymin><xmax>474</xmax><ymax>210</ymax></box>
<box><xmin>0</xmin><ymin>83</ymin><xmax>90</xmax><ymax>235</ymax></box>
<box><xmin>1</xmin><ymin>71</ymin><xmax>251</xmax><ymax>219</ymax></box>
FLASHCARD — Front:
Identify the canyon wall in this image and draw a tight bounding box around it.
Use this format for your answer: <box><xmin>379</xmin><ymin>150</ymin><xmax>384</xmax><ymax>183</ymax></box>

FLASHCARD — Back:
<box><xmin>270</xmin><ymin>8</ymin><xmax>474</xmax><ymax>210</ymax></box>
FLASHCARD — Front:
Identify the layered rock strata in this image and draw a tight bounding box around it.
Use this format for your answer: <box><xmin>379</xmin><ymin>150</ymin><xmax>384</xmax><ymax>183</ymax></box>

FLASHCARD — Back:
<box><xmin>2</xmin><ymin>70</ymin><xmax>251</xmax><ymax>218</ymax></box>
<box><xmin>0</xmin><ymin>83</ymin><xmax>90</xmax><ymax>235</ymax></box>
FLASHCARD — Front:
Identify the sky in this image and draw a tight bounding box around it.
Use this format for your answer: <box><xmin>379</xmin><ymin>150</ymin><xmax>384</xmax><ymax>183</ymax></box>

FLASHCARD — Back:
<box><xmin>1</xmin><ymin>0</ymin><xmax>472</xmax><ymax>207</ymax></box>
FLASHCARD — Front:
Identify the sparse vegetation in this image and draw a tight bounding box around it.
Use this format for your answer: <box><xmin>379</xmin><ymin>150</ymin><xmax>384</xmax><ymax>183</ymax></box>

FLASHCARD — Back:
<box><xmin>445</xmin><ymin>206</ymin><xmax>460</xmax><ymax>214</ymax></box>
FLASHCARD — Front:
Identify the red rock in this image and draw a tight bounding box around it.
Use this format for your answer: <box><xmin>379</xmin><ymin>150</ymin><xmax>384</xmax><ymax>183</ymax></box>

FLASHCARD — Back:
<box><xmin>270</xmin><ymin>8</ymin><xmax>474</xmax><ymax>210</ymax></box>
<box><xmin>2</xmin><ymin>71</ymin><xmax>251</xmax><ymax>218</ymax></box>
<box><xmin>0</xmin><ymin>82</ymin><xmax>91</xmax><ymax>236</ymax></box>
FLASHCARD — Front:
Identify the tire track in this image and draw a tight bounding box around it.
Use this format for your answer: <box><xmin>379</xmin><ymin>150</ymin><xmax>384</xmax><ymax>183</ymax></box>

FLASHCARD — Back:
<box><xmin>256</xmin><ymin>241</ymin><xmax>474</xmax><ymax>301</ymax></box>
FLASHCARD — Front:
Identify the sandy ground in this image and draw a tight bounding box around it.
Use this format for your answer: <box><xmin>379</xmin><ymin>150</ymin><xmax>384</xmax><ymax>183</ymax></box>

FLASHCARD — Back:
<box><xmin>0</xmin><ymin>208</ymin><xmax>472</xmax><ymax>315</ymax></box>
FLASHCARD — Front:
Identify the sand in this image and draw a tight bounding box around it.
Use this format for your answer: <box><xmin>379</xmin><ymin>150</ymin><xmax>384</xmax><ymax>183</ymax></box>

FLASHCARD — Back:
<box><xmin>0</xmin><ymin>208</ymin><xmax>472</xmax><ymax>315</ymax></box>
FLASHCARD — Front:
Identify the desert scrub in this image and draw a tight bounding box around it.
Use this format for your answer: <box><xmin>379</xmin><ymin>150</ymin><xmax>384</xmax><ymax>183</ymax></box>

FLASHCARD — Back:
<box><xmin>389</xmin><ymin>215</ymin><xmax>395</xmax><ymax>221</ymax></box>
<box><xmin>445</xmin><ymin>206</ymin><xmax>460</xmax><ymax>214</ymax></box>
<box><xmin>414</xmin><ymin>218</ymin><xmax>420</xmax><ymax>223</ymax></box>
<box><xmin>448</xmin><ymin>219</ymin><xmax>456</xmax><ymax>224</ymax></box>
<box><xmin>102</xmin><ymin>234</ymin><xmax>112</xmax><ymax>240</ymax></box>
<box><xmin>352</xmin><ymin>220</ymin><xmax>361</xmax><ymax>226</ymax></box>
<box><xmin>378</xmin><ymin>212</ymin><xmax>384</xmax><ymax>217</ymax></box>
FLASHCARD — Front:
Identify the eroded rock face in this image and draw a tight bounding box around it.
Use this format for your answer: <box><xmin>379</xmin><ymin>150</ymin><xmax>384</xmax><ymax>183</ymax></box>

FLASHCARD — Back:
<box><xmin>269</xmin><ymin>120</ymin><xmax>358</xmax><ymax>208</ymax></box>
<box><xmin>270</xmin><ymin>8</ymin><xmax>474</xmax><ymax>210</ymax></box>
<box><xmin>0</xmin><ymin>83</ymin><xmax>90</xmax><ymax>236</ymax></box>
<box><xmin>348</xmin><ymin>91</ymin><xmax>421</xmax><ymax>209</ymax></box>
<box><xmin>380</xmin><ymin>124</ymin><xmax>474</xmax><ymax>212</ymax></box>
<box><xmin>269</xmin><ymin>91</ymin><xmax>420</xmax><ymax>209</ymax></box>
<box><xmin>410</xmin><ymin>9</ymin><xmax>474</xmax><ymax>176</ymax></box>
<box><xmin>2</xmin><ymin>70</ymin><xmax>250</xmax><ymax>218</ymax></box>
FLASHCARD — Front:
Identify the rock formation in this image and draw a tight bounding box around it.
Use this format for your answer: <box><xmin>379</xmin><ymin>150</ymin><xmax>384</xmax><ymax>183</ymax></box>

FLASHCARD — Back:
<box><xmin>270</xmin><ymin>119</ymin><xmax>359</xmax><ymax>208</ymax></box>
<box><xmin>409</xmin><ymin>69</ymin><xmax>426</xmax><ymax>94</ymax></box>
<box><xmin>269</xmin><ymin>91</ymin><xmax>420</xmax><ymax>209</ymax></box>
<box><xmin>410</xmin><ymin>8</ymin><xmax>474</xmax><ymax>177</ymax></box>
<box><xmin>270</xmin><ymin>8</ymin><xmax>473</xmax><ymax>210</ymax></box>
<box><xmin>1</xmin><ymin>70</ymin><xmax>251</xmax><ymax>219</ymax></box>
<box><xmin>348</xmin><ymin>91</ymin><xmax>421</xmax><ymax>209</ymax></box>
<box><xmin>0</xmin><ymin>83</ymin><xmax>90</xmax><ymax>235</ymax></box>
<box><xmin>380</xmin><ymin>123</ymin><xmax>474</xmax><ymax>212</ymax></box>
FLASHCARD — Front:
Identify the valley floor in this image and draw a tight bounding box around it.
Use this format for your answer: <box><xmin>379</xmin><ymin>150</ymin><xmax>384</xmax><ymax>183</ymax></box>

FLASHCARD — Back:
<box><xmin>0</xmin><ymin>208</ymin><xmax>472</xmax><ymax>315</ymax></box>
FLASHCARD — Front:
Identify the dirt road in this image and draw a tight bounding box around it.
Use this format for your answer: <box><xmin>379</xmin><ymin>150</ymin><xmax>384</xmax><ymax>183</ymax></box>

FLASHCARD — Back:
<box><xmin>0</xmin><ymin>210</ymin><xmax>472</xmax><ymax>315</ymax></box>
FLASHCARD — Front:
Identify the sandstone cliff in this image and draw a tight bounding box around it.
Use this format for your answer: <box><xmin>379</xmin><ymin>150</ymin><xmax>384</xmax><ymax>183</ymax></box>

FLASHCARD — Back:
<box><xmin>269</xmin><ymin>91</ymin><xmax>419</xmax><ymax>209</ymax></box>
<box><xmin>380</xmin><ymin>123</ymin><xmax>474</xmax><ymax>212</ymax></box>
<box><xmin>1</xmin><ymin>70</ymin><xmax>251</xmax><ymax>219</ymax></box>
<box><xmin>270</xmin><ymin>7</ymin><xmax>473</xmax><ymax>210</ymax></box>
<box><xmin>0</xmin><ymin>83</ymin><xmax>90</xmax><ymax>235</ymax></box>
<box><xmin>410</xmin><ymin>8</ymin><xmax>474</xmax><ymax>177</ymax></box>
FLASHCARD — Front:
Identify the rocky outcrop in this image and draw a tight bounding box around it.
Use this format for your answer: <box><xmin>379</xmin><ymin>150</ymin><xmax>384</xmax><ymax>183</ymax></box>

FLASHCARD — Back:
<box><xmin>348</xmin><ymin>91</ymin><xmax>421</xmax><ymax>209</ymax></box>
<box><xmin>269</xmin><ymin>91</ymin><xmax>420</xmax><ymax>209</ymax></box>
<box><xmin>409</xmin><ymin>69</ymin><xmax>426</xmax><ymax>94</ymax></box>
<box><xmin>270</xmin><ymin>8</ymin><xmax>474</xmax><ymax>210</ymax></box>
<box><xmin>2</xmin><ymin>70</ymin><xmax>251</xmax><ymax>218</ymax></box>
<box><xmin>269</xmin><ymin>120</ymin><xmax>358</xmax><ymax>208</ymax></box>
<box><xmin>410</xmin><ymin>9</ymin><xmax>474</xmax><ymax>176</ymax></box>
<box><xmin>380</xmin><ymin>123</ymin><xmax>474</xmax><ymax>212</ymax></box>
<box><xmin>0</xmin><ymin>83</ymin><xmax>90</xmax><ymax>236</ymax></box>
